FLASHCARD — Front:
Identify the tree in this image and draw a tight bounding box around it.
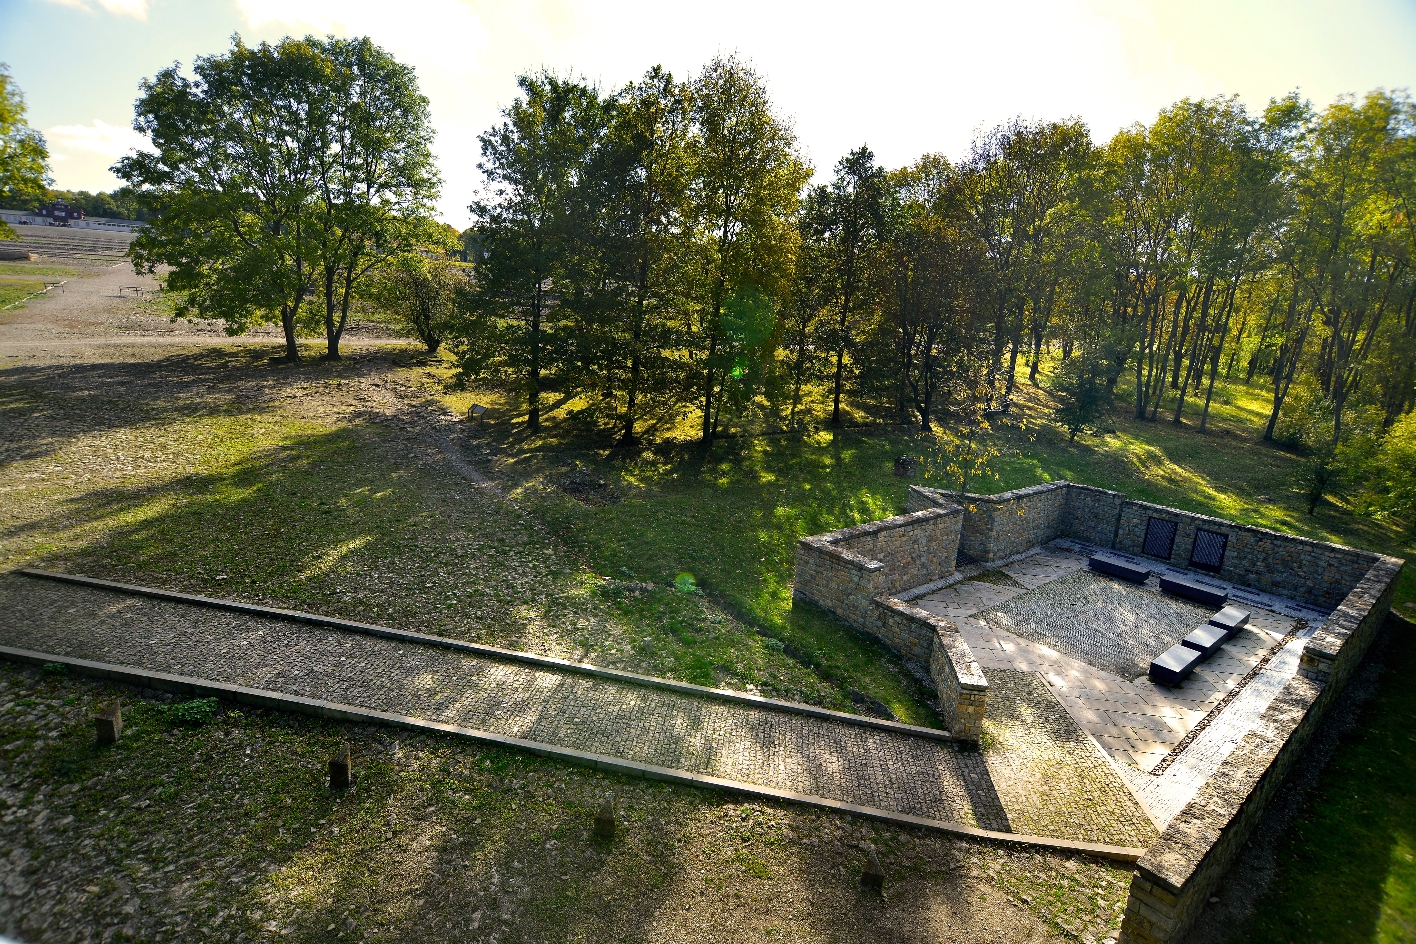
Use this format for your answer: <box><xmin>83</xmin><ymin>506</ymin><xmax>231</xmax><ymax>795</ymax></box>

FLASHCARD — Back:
<box><xmin>961</xmin><ymin>118</ymin><xmax>1093</xmax><ymax>412</ymax></box>
<box><xmin>117</xmin><ymin>37</ymin><xmax>334</xmax><ymax>360</ymax></box>
<box><xmin>468</xmin><ymin>71</ymin><xmax>606</xmax><ymax>431</ymax></box>
<box><xmin>0</xmin><ymin>64</ymin><xmax>51</xmax><ymax>238</ymax></box>
<box><xmin>363</xmin><ymin>253</ymin><xmax>465</xmax><ymax>354</ymax></box>
<box><xmin>1050</xmin><ymin>352</ymin><xmax>1112</xmax><ymax>441</ymax></box>
<box><xmin>304</xmin><ymin>36</ymin><xmax>441</xmax><ymax>360</ymax></box>
<box><xmin>687</xmin><ymin>55</ymin><xmax>808</xmax><ymax>442</ymax></box>
<box><xmin>117</xmin><ymin>36</ymin><xmax>437</xmax><ymax>362</ymax></box>
<box><xmin>811</xmin><ymin>146</ymin><xmax>890</xmax><ymax>426</ymax></box>
<box><xmin>599</xmin><ymin>67</ymin><xmax>693</xmax><ymax>445</ymax></box>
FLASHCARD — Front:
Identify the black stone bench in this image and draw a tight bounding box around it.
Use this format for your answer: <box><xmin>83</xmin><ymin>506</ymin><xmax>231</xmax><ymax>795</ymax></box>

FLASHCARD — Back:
<box><xmin>1159</xmin><ymin>574</ymin><xmax>1228</xmax><ymax>608</ymax></box>
<box><xmin>1088</xmin><ymin>554</ymin><xmax>1151</xmax><ymax>583</ymax></box>
<box><xmin>1149</xmin><ymin>644</ymin><xmax>1206</xmax><ymax>686</ymax></box>
<box><xmin>1181</xmin><ymin>624</ymin><xmax>1229</xmax><ymax>659</ymax></box>
<box><xmin>1209</xmin><ymin>605</ymin><xmax>1251</xmax><ymax>635</ymax></box>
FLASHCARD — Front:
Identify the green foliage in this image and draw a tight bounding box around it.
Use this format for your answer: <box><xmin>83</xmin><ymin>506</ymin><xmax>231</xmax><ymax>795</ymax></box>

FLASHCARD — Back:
<box><xmin>40</xmin><ymin>662</ymin><xmax>68</xmax><ymax>678</ymax></box>
<box><xmin>1240</xmin><ymin>625</ymin><xmax>1416</xmax><ymax>943</ymax></box>
<box><xmin>362</xmin><ymin>254</ymin><xmax>466</xmax><ymax>354</ymax></box>
<box><xmin>0</xmin><ymin>63</ymin><xmax>51</xmax><ymax>238</ymax></box>
<box><xmin>165</xmin><ymin>697</ymin><xmax>221</xmax><ymax>726</ymax></box>
<box><xmin>115</xmin><ymin>35</ymin><xmax>439</xmax><ymax>360</ymax></box>
<box><xmin>1050</xmin><ymin>354</ymin><xmax>1113</xmax><ymax>441</ymax></box>
<box><xmin>1370</xmin><ymin>412</ymin><xmax>1416</xmax><ymax>527</ymax></box>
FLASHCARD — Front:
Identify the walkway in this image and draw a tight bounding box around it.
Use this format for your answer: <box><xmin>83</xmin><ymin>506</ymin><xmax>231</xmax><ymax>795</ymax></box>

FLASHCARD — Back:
<box><xmin>0</xmin><ymin>572</ymin><xmax>1157</xmax><ymax>851</ymax></box>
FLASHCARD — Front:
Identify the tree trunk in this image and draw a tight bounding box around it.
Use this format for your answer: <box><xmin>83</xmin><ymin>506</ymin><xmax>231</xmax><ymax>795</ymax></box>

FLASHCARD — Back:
<box><xmin>280</xmin><ymin>302</ymin><xmax>300</xmax><ymax>361</ymax></box>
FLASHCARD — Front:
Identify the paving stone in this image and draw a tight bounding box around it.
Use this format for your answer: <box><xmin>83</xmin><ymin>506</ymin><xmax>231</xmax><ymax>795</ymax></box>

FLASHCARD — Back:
<box><xmin>0</xmin><ymin>574</ymin><xmax>1158</xmax><ymax>848</ymax></box>
<box><xmin>977</xmin><ymin>569</ymin><xmax>1212</xmax><ymax>680</ymax></box>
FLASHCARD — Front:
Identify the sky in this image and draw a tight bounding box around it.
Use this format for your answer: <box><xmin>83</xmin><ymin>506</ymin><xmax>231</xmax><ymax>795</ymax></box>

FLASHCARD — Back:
<box><xmin>2</xmin><ymin>0</ymin><xmax>1415</xmax><ymax>226</ymax></box>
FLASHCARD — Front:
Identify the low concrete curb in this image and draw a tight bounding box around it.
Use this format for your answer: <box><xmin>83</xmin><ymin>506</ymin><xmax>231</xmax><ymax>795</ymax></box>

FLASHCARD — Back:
<box><xmin>0</xmin><ymin>642</ymin><xmax>1145</xmax><ymax>863</ymax></box>
<box><xmin>17</xmin><ymin>567</ymin><xmax>957</xmax><ymax>743</ymax></box>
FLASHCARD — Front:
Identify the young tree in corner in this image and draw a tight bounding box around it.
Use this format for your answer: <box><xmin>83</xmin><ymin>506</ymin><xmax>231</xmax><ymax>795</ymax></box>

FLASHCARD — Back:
<box><xmin>0</xmin><ymin>63</ymin><xmax>51</xmax><ymax>239</ymax></box>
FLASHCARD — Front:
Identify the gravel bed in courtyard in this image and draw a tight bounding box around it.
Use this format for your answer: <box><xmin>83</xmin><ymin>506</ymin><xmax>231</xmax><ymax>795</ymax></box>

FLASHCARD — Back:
<box><xmin>978</xmin><ymin>571</ymin><xmax>1213</xmax><ymax>680</ymax></box>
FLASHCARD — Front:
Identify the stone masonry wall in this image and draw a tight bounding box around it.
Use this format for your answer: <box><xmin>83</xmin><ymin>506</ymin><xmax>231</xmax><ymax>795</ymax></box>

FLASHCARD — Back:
<box><xmin>793</xmin><ymin>506</ymin><xmax>989</xmax><ymax>740</ymax></box>
<box><xmin>1060</xmin><ymin>484</ymin><xmax>1128</xmax><ymax>548</ymax></box>
<box><xmin>1118</xmin><ymin>556</ymin><xmax>1402</xmax><ymax>944</ymax></box>
<box><xmin>1114</xmin><ymin>501</ymin><xmax>1379</xmax><ymax>610</ymax></box>
<box><xmin>910</xmin><ymin>481</ymin><xmax>1125</xmax><ymax>560</ymax></box>
<box><xmin>870</xmin><ymin>596</ymin><xmax>988</xmax><ymax>740</ymax></box>
<box><xmin>831</xmin><ymin>506</ymin><xmax>964</xmax><ymax>594</ymax></box>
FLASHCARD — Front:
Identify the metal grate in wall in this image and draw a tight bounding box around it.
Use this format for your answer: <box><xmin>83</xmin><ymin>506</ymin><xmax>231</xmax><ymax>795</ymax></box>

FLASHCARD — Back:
<box><xmin>1189</xmin><ymin>528</ymin><xmax>1229</xmax><ymax>573</ymax></box>
<box><xmin>1142</xmin><ymin>516</ymin><xmax>1179</xmax><ymax>560</ymax></box>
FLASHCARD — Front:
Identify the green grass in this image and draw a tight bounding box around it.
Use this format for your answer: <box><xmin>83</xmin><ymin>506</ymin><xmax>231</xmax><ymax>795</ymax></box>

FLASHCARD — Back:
<box><xmin>0</xmin><ymin>278</ymin><xmax>45</xmax><ymax>307</ymax></box>
<box><xmin>1239</xmin><ymin>621</ymin><xmax>1416</xmax><ymax>943</ymax></box>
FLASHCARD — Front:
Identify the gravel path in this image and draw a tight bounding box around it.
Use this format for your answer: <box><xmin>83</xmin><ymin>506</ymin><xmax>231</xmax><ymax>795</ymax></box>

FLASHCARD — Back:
<box><xmin>0</xmin><ymin>574</ymin><xmax>1156</xmax><ymax>847</ymax></box>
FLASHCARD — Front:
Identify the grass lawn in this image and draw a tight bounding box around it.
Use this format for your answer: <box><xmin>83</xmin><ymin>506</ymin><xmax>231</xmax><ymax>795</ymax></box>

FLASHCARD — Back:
<box><xmin>0</xmin><ymin>260</ymin><xmax>79</xmax><ymax>308</ymax></box>
<box><xmin>1238</xmin><ymin>618</ymin><xmax>1416</xmax><ymax>943</ymax></box>
<box><xmin>432</xmin><ymin>361</ymin><xmax>1414</xmax><ymax>728</ymax></box>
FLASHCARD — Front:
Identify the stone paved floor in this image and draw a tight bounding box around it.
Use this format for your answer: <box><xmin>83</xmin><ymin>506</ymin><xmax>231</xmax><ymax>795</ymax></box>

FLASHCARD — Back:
<box><xmin>912</xmin><ymin>545</ymin><xmax>1312</xmax><ymax>827</ymax></box>
<box><xmin>0</xmin><ymin>574</ymin><xmax>1158</xmax><ymax>848</ymax></box>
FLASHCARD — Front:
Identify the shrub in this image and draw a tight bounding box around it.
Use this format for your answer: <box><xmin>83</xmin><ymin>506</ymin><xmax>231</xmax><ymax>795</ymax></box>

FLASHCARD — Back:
<box><xmin>166</xmin><ymin>697</ymin><xmax>221</xmax><ymax>725</ymax></box>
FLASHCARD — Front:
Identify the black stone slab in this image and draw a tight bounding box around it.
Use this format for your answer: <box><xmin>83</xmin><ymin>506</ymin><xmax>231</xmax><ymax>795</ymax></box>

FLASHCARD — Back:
<box><xmin>1088</xmin><ymin>555</ymin><xmax>1151</xmax><ymax>583</ymax></box>
<box><xmin>1159</xmin><ymin>574</ymin><xmax>1228</xmax><ymax>608</ymax></box>
<box><xmin>1149</xmin><ymin>644</ymin><xmax>1206</xmax><ymax>686</ymax></box>
<box><xmin>1208</xmin><ymin>605</ymin><xmax>1251</xmax><ymax>636</ymax></box>
<box><xmin>1181</xmin><ymin>624</ymin><xmax>1228</xmax><ymax>659</ymax></box>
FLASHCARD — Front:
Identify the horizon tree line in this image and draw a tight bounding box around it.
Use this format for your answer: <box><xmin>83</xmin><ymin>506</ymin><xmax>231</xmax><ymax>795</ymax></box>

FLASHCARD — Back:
<box><xmin>2</xmin><ymin>39</ymin><xmax>1413</xmax><ymax>519</ymax></box>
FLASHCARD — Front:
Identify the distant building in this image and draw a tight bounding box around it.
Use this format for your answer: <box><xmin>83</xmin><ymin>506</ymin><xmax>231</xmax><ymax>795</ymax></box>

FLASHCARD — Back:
<box><xmin>35</xmin><ymin>200</ymin><xmax>84</xmax><ymax>225</ymax></box>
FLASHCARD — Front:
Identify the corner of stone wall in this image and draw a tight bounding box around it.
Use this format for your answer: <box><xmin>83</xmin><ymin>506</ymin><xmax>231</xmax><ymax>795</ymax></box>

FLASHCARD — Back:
<box><xmin>873</xmin><ymin>595</ymin><xmax>988</xmax><ymax>741</ymax></box>
<box><xmin>1117</xmin><ymin>552</ymin><xmax>1404</xmax><ymax>944</ymax></box>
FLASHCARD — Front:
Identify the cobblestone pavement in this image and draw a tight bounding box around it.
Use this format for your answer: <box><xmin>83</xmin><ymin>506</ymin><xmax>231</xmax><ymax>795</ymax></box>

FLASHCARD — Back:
<box><xmin>913</xmin><ymin>546</ymin><xmax>1309</xmax><ymax>828</ymax></box>
<box><xmin>0</xmin><ymin>574</ymin><xmax>1158</xmax><ymax>848</ymax></box>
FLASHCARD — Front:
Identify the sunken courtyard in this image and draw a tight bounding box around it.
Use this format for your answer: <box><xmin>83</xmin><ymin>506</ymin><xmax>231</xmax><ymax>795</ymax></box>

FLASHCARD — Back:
<box><xmin>792</xmin><ymin>480</ymin><xmax>1402</xmax><ymax>944</ymax></box>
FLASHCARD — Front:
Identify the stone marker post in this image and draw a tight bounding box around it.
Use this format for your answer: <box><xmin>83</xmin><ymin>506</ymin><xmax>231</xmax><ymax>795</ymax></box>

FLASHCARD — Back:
<box><xmin>593</xmin><ymin>797</ymin><xmax>615</xmax><ymax>839</ymax></box>
<box><xmin>860</xmin><ymin>849</ymin><xmax>885</xmax><ymax>892</ymax></box>
<box><xmin>329</xmin><ymin>744</ymin><xmax>353</xmax><ymax>790</ymax></box>
<box><xmin>94</xmin><ymin>702</ymin><xmax>122</xmax><ymax>746</ymax></box>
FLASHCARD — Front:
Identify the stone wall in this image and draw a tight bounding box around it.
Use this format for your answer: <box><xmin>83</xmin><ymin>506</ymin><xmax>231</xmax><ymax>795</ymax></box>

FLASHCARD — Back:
<box><xmin>1117</xmin><ymin>556</ymin><xmax>1403</xmax><ymax>944</ymax></box>
<box><xmin>1060</xmin><ymin>484</ymin><xmax>1128</xmax><ymax>548</ymax></box>
<box><xmin>1114</xmin><ymin>501</ymin><xmax>1379</xmax><ymax>610</ymax></box>
<box><xmin>874</xmin><ymin>596</ymin><xmax>989</xmax><ymax>740</ymax></box>
<box><xmin>793</xmin><ymin>505</ymin><xmax>988</xmax><ymax>740</ymax></box>
<box><xmin>910</xmin><ymin>481</ymin><xmax>1126</xmax><ymax>560</ymax></box>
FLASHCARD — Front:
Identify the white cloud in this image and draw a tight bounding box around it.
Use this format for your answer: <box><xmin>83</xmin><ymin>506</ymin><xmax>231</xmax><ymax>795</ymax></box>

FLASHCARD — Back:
<box><xmin>44</xmin><ymin>0</ymin><xmax>149</xmax><ymax>17</ymax></box>
<box><xmin>45</xmin><ymin>119</ymin><xmax>147</xmax><ymax>159</ymax></box>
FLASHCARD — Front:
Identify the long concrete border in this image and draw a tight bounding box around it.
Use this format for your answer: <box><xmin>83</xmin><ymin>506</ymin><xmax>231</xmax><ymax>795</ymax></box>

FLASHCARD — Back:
<box><xmin>16</xmin><ymin>567</ymin><xmax>958</xmax><ymax>743</ymax></box>
<box><xmin>0</xmin><ymin>642</ymin><xmax>1145</xmax><ymax>863</ymax></box>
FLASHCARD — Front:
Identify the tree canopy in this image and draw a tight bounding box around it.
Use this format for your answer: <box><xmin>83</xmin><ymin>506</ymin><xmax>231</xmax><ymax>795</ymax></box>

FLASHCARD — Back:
<box><xmin>114</xmin><ymin>35</ymin><xmax>439</xmax><ymax>360</ymax></box>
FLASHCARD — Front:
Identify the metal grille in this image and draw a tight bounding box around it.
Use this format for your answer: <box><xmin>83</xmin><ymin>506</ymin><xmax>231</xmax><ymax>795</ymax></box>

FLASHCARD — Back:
<box><xmin>1142</xmin><ymin>517</ymin><xmax>1178</xmax><ymax>559</ymax></box>
<box><xmin>1189</xmin><ymin>528</ymin><xmax>1229</xmax><ymax>573</ymax></box>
